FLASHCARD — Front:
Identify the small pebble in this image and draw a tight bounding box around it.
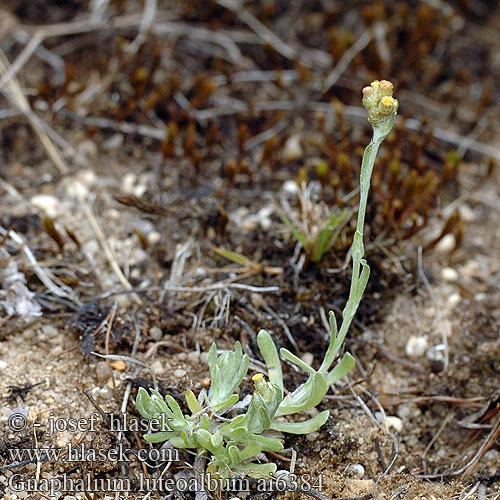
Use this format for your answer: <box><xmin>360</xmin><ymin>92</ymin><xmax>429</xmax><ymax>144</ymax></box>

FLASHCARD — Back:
<box><xmin>103</xmin><ymin>133</ymin><xmax>124</xmax><ymax>150</ymax></box>
<box><xmin>30</xmin><ymin>194</ymin><xmax>60</xmax><ymax>218</ymax></box>
<box><xmin>447</xmin><ymin>293</ymin><xmax>461</xmax><ymax>308</ymax></box>
<box><xmin>200</xmin><ymin>352</ymin><xmax>209</xmax><ymax>364</ymax></box>
<box><xmin>426</xmin><ymin>344</ymin><xmax>445</xmax><ymax>362</ymax></box>
<box><xmin>147</xmin><ymin>231</ymin><xmax>161</xmax><ymax>245</ymax></box>
<box><xmin>187</xmin><ymin>351</ymin><xmax>200</xmax><ymax>362</ymax></box>
<box><xmin>347</xmin><ymin>464</ymin><xmax>365</xmax><ymax>478</ymax></box>
<box><xmin>441</xmin><ymin>267</ymin><xmax>458</xmax><ymax>282</ymax></box>
<box><xmin>100</xmin><ymin>385</ymin><xmax>113</xmax><ymax>399</ymax></box>
<box><xmin>122</xmin><ymin>172</ymin><xmax>138</xmax><ymax>193</ymax></box>
<box><xmin>259</xmin><ymin>217</ymin><xmax>272</xmax><ymax>231</ymax></box>
<box><xmin>484</xmin><ymin>449</ymin><xmax>499</xmax><ymax>463</ymax></box>
<box><xmin>462</xmin><ymin>259</ymin><xmax>480</xmax><ymax>278</ymax></box>
<box><xmin>306</xmin><ymin>431</ymin><xmax>319</xmax><ymax>442</ymax></box>
<box><xmin>397</xmin><ymin>404</ymin><xmax>411</xmax><ymax>420</ymax></box>
<box><xmin>78</xmin><ymin>139</ymin><xmax>98</xmax><ymax>158</ymax></box>
<box><xmin>107</xmin><ymin>379</ymin><xmax>121</xmax><ymax>389</ymax></box>
<box><xmin>435</xmin><ymin>234</ymin><xmax>455</xmax><ymax>254</ymax></box>
<box><xmin>110</xmin><ymin>360</ymin><xmax>127</xmax><ymax>371</ymax></box>
<box><xmin>41</xmin><ymin>324</ymin><xmax>58</xmax><ymax>337</ymax></box>
<box><xmin>301</xmin><ymin>352</ymin><xmax>314</xmax><ymax>366</ymax></box>
<box><xmin>342</xmin><ymin>479</ymin><xmax>374</xmax><ymax>496</ymax></box>
<box><xmin>0</xmin><ymin>360</ymin><xmax>7</xmax><ymax>370</ymax></box>
<box><xmin>385</xmin><ymin>416</ymin><xmax>403</xmax><ymax>433</ymax></box>
<box><xmin>174</xmin><ymin>368</ymin><xmax>187</xmax><ymax>378</ymax></box>
<box><xmin>282</xmin><ymin>179</ymin><xmax>299</xmax><ymax>194</ymax></box>
<box><xmin>65</xmin><ymin>178</ymin><xmax>89</xmax><ymax>198</ymax></box>
<box><xmin>459</xmin><ymin>204</ymin><xmax>476</xmax><ymax>222</ymax></box>
<box><xmin>95</xmin><ymin>362</ymin><xmax>113</xmax><ymax>383</ymax></box>
<box><xmin>151</xmin><ymin>360</ymin><xmax>164</xmax><ymax>374</ymax></box>
<box><xmin>149</xmin><ymin>326</ymin><xmax>162</xmax><ymax>340</ymax></box>
<box><xmin>282</xmin><ymin>135</ymin><xmax>303</xmax><ymax>162</ymax></box>
<box><xmin>250</xmin><ymin>292</ymin><xmax>264</xmax><ymax>309</ymax></box>
<box><xmin>405</xmin><ymin>336</ymin><xmax>428</xmax><ymax>358</ymax></box>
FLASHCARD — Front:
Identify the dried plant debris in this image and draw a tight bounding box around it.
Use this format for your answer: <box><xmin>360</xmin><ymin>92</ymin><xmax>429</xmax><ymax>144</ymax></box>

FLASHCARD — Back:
<box><xmin>71</xmin><ymin>301</ymin><xmax>132</xmax><ymax>356</ymax></box>
<box><xmin>0</xmin><ymin>258</ymin><xmax>41</xmax><ymax>317</ymax></box>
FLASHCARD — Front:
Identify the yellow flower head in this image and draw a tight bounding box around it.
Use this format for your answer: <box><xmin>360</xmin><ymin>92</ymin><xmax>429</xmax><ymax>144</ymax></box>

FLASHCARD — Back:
<box><xmin>362</xmin><ymin>79</ymin><xmax>398</xmax><ymax>127</ymax></box>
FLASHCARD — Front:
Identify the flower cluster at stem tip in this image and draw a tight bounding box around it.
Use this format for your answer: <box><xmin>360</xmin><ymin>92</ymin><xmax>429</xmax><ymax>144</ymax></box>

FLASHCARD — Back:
<box><xmin>362</xmin><ymin>80</ymin><xmax>399</xmax><ymax>127</ymax></box>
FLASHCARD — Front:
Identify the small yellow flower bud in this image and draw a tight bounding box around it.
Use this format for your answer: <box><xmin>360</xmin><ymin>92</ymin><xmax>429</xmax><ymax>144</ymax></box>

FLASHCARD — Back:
<box><xmin>362</xmin><ymin>86</ymin><xmax>376</xmax><ymax>109</ymax></box>
<box><xmin>252</xmin><ymin>373</ymin><xmax>267</xmax><ymax>394</ymax></box>
<box><xmin>252</xmin><ymin>373</ymin><xmax>273</xmax><ymax>401</ymax></box>
<box><xmin>362</xmin><ymin>79</ymin><xmax>398</xmax><ymax>127</ymax></box>
<box><xmin>379</xmin><ymin>80</ymin><xmax>393</xmax><ymax>96</ymax></box>
<box><xmin>380</xmin><ymin>96</ymin><xmax>394</xmax><ymax>110</ymax></box>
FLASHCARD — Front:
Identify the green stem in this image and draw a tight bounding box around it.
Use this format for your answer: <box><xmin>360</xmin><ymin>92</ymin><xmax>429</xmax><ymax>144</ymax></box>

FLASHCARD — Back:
<box><xmin>319</xmin><ymin>116</ymin><xmax>394</xmax><ymax>374</ymax></box>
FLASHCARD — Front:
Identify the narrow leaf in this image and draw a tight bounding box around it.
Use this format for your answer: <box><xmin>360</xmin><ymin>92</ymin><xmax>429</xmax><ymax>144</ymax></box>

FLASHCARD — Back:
<box><xmin>271</xmin><ymin>410</ymin><xmax>329</xmax><ymax>434</ymax></box>
<box><xmin>257</xmin><ymin>330</ymin><xmax>283</xmax><ymax>392</ymax></box>
<box><xmin>325</xmin><ymin>352</ymin><xmax>356</xmax><ymax>385</ymax></box>
<box><xmin>280</xmin><ymin>348</ymin><xmax>315</xmax><ymax>374</ymax></box>
<box><xmin>185</xmin><ymin>390</ymin><xmax>202</xmax><ymax>414</ymax></box>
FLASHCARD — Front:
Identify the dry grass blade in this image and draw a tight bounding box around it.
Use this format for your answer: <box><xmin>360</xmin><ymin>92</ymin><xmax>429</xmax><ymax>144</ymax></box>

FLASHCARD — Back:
<box><xmin>0</xmin><ymin>226</ymin><xmax>79</xmax><ymax>302</ymax></box>
<box><xmin>80</xmin><ymin>196</ymin><xmax>142</xmax><ymax>305</ymax></box>
<box><xmin>0</xmin><ymin>49</ymin><xmax>68</xmax><ymax>174</ymax></box>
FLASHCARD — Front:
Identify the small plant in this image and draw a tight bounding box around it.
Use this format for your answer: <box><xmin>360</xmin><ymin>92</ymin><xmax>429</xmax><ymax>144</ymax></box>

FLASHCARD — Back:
<box><xmin>276</xmin><ymin>182</ymin><xmax>349</xmax><ymax>264</ymax></box>
<box><xmin>136</xmin><ymin>80</ymin><xmax>398</xmax><ymax>479</ymax></box>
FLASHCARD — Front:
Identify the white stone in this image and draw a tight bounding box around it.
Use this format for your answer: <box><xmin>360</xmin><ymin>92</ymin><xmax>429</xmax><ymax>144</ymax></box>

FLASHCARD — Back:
<box><xmin>435</xmin><ymin>234</ymin><xmax>455</xmax><ymax>254</ymax></box>
<box><xmin>149</xmin><ymin>326</ymin><xmax>162</xmax><ymax>340</ymax></box>
<box><xmin>121</xmin><ymin>173</ymin><xmax>137</xmax><ymax>194</ymax></box>
<box><xmin>405</xmin><ymin>336</ymin><xmax>428</xmax><ymax>358</ymax></box>
<box><xmin>385</xmin><ymin>415</ymin><xmax>403</xmax><ymax>433</ymax></box>
<box><xmin>30</xmin><ymin>194</ymin><xmax>61</xmax><ymax>218</ymax></box>
<box><xmin>187</xmin><ymin>351</ymin><xmax>200</xmax><ymax>362</ymax></box>
<box><xmin>259</xmin><ymin>217</ymin><xmax>272</xmax><ymax>231</ymax></box>
<box><xmin>447</xmin><ymin>293</ymin><xmax>461</xmax><ymax>308</ymax></box>
<box><xmin>441</xmin><ymin>267</ymin><xmax>458</xmax><ymax>282</ymax></box>
<box><xmin>484</xmin><ymin>449</ymin><xmax>499</xmax><ymax>463</ymax></box>
<box><xmin>151</xmin><ymin>360</ymin><xmax>164</xmax><ymax>374</ymax></box>
<box><xmin>282</xmin><ymin>135</ymin><xmax>303</xmax><ymax>162</ymax></box>
<box><xmin>306</xmin><ymin>431</ymin><xmax>319</xmax><ymax>442</ymax></box>
<box><xmin>174</xmin><ymin>369</ymin><xmax>186</xmax><ymax>378</ymax></box>
<box><xmin>462</xmin><ymin>259</ymin><xmax>480</xmax><ymax>278</ymax></box>
<box><xmin>147</xmin><ymin>231</ymin><xmax>161</xmax><ymax>244</ymax></box>
<box><xmin>41</xmin><ymin>324</ymin><xmax>58</xmax><ymax>338</ymax></box>
<box><xmin>459</xmin><ymin>204</ymin><xmax>476</xmax><ymax>222</ymax></box>
<box><xmin>426</xmin><ymin>344</ymin><xmax>445</xmax><ymax>362</ymax></box>
<box><xmin>396</xmin><ymin>404</ymin><xmax>411</xmax><ymax>420</ymax></box>
<box><xmin>103</xmin><ymin>133</ymin><xmax>124</xmax><ymax>150</ymax></box>
<box><xmin>78</xmin><ymin>140</ymin><xmax>98</xmax><ymax>158</ymax></box>
<box><xmin>282</xmin><ymin>179</ymin><xmax>299</xmax><ymax>194</ymax></box>
<box><xmin>301</xmin><ymin>352</ymin><xmax>314</xmax><ymax>366</ymax></box>
<box><xmin>347</xmin><ymin>464</ymin><xmax>365</xmax><ymax>478</ymax></box>
<box><xmin>0</xmin><ymin>360</ymin><xmax>7</xmax><ymax>370</ymax></box>
<box><xmin>65</xmin><ymin>179</ymin><xmax>89</xmax><ymax>198</ymax></box>
<box><xmin>194</xmin><ymin>267</ymin><xmax>207</xmax><ymax>278</ymax></box>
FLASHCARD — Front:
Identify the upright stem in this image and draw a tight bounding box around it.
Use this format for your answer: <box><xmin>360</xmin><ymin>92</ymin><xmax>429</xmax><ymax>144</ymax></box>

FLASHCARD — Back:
<box><xmin>320</xmin><ymin>116</ymin><xmax>395</xmax><ymax>375</ymax></box>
